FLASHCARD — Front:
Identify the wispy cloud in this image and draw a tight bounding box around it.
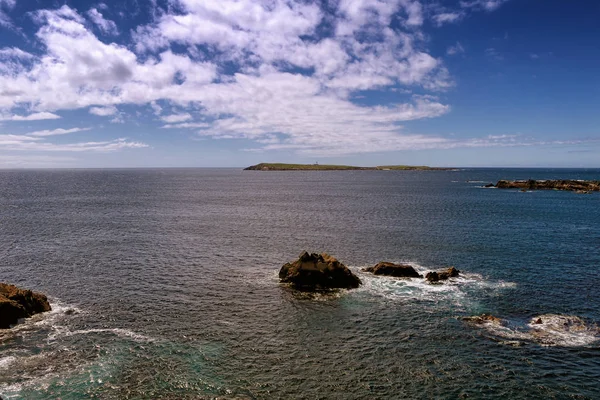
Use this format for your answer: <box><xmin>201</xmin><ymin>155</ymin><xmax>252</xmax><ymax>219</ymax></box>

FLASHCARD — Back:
<box><xmin>485</xmin><ymin>47</ymin><xmax>504</xmax><ymax>61</ymax></box>
<box><xmin>161</xmin><ymin>113</ymin><xmax>192</xmax><ymax>123</ymax></box>
<box><xmin>433</xmin><ymin>12</ymin><xmax>464</xmax><ymax>26</ymax></box>
<box><xmin>447</xmin><ymin>42</ymin><xmax>465</xmax><ymax>56</ymax></box>
<box><xmin>89</xmin><ymin>106</ymin><xmax>118</xmax><ymax>116</ymax></box>
<box><xmin>0</xmin><ymin>112</ymin><xmax>61</xmax><ymax>121</ymax></box>
<box><xmin>86</xmin><ymin>8</ymin><xmax>119</xmax><ymax>35</ymax></box>
<box><xmin>27</xmin><ymin>127</ymin><xmax>91</xmax><ymax>137</ymax></box>
<box><xmin>460</xmin><ymin>0</ymin><xmax>510</xmax><ymax>11</ymax></box>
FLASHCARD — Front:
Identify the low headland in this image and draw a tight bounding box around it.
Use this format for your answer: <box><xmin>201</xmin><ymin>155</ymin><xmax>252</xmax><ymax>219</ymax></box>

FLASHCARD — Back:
<box><xmin>487</xmin><ymin>179</ymin><xmax>600</xmax><ymax>193</ymax></box>
<box><xmin>244</xmin><ymin>163</ymin><xmax>454</xmax><ymax>171</ymax></box>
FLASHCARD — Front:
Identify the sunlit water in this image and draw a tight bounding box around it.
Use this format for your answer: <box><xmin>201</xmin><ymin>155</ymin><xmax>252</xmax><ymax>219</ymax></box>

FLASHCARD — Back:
<box><xmin>1</xmin><ymin>168</ymin><xmax>599</xmax><ymax>399</ymax></box>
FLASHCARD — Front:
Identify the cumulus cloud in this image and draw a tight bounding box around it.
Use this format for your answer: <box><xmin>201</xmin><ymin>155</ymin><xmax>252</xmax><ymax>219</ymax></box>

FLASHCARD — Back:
<box><xmin>0</xmin><ymin>1</ymin><xmax>521</xmax><ymax>157</ymax></box>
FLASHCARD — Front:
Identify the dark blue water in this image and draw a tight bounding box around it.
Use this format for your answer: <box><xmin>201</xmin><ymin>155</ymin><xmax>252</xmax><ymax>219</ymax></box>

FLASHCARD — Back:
<box><xmin>1</xmin><ymin>168</ymin><xmax>599</xmax><ymax>399</ymax></box>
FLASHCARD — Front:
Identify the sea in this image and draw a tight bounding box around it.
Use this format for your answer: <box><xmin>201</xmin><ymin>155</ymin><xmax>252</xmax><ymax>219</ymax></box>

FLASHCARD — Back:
<box><xmin>1</xmin><ymin>168</ymin><xmax>599</xmax><ymax>399</ymax></box>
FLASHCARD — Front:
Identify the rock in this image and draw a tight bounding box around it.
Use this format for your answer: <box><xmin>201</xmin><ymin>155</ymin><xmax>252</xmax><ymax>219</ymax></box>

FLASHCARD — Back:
<box><xmin>494</xmin><ymin>179</ymin><xmax>600</xmax><ymax>192</ymax></box>
<box><xmin>279</xmin><ymin>251</ymin><xmax>362</xmax><ymax>290</ymax></box>
<box><xmin>462</xmin><ymin>314</ymin><xmax>502</xmax><ymax>325</ymax></box>
<box><xmin>363</xmin><ymin>262</ymin><xmax>422</xmax><ymax>278</ymax></box>
<box><xmin>484</xmin><ymin>183</ymin><xmax>495</xmax><ymax>188</ymax></box>
<box><xmin>0</xmin><ymin>283</ymin><xmax>51</xmax><ymax>329</ymax></box>
<box><xmin>533</xmin><ymin>318</ymin><xmax>543</xmax><ymax>324</ymax></box>
<box><xmin>425</xmin><ymin>267</ymin><xmax>460</xmax><ymax>283</ymax></box>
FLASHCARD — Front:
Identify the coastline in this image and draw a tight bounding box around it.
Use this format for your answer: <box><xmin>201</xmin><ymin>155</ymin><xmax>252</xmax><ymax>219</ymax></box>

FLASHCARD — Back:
<box><xmin>244</xmin><ymin>163</ymin><xmax>455</xmax><ymax>171</ymax></box>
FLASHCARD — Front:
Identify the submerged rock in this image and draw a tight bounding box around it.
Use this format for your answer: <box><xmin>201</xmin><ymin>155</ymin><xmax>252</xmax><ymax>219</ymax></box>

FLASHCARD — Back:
<box><xmin>425</xmin><ymin>267</ymin><xmax>460</xmax><ymax>283</ymax></box>
<box><xmin>363</xmin><ymin>262</ymin><xmax>422</xmax><ymax>278</ymax></box>
<box><xmin>279</xmin><ymin>251</ymin><xmax>362</xmax><ymax>290</ymax></box>
<box><xmin>0</xmin><ymin>283</ymin><xmax>51</xmax><ymax>329</ymax></box>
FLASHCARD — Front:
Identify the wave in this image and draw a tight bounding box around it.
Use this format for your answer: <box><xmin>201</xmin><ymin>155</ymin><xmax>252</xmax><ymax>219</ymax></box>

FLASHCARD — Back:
<box><xmin>47</xmin><ymin>327</ymin><xmax>156</xmax><ymax>343</ymax></box>
<box><xmin>463</xmin><ymin>314</ymin><xmax>600</xmax><ymax>347</ymax></box>
<box><xmin>351</xmin><ymin>263</ymin><xmax>515</xmax><ymax>309</ymax></box>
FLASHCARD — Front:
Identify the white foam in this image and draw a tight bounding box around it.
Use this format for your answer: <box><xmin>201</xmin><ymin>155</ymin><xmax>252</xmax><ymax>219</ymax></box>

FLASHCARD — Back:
<box><xmin>526</xmin><ymin>314</ymin><xmax>600</xmax><ymax>347</ymax></box>
<box><xmin>47</xmin><ymin>327</ymin><xmax>156</xmax><ymax>343</ymax></box>
<box><xmin>466</xmin><ymin>314</ymin><xmax>600</xmax><ymax>347</ymax></box>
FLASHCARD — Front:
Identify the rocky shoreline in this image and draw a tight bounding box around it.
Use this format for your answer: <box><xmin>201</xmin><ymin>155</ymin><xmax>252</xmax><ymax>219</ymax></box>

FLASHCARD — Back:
<box><xmin>487</xmin><ymin>179</ymin><xmax>599</xmax><ymax>193</ymax></box>
<box><xmin>0</xmin><ymin>283</ymin><xmax>52</xmax><ymax>329</ymax></box>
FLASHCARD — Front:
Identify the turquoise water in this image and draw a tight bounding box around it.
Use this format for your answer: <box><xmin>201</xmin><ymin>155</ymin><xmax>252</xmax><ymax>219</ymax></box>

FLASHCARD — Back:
<box><xmin>1</xmin><ymin>168</ymin><xmax>599</xmax><ymax>399</ymax></box>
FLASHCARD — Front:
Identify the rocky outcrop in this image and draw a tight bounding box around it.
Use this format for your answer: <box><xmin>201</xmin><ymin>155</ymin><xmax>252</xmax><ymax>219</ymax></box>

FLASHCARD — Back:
<box><xmin>425</xmin><ymin>267</ymin><xmax>460</xmax><ymax>283</ymax></box>
<box><xmin>363</xmin><ymin>262</ymin><xmax>422</xmax><ymax>278</ymax></box>
<box><xmin>462</xmin><ymin>314</ymin><xmax>502</xmax><ymax>325</ymax></box>
<box><xmin>0</xmin><ymin>283</ymin><xmax>51</xmax><ymax>329</ymax></box>
<box><xmin>279</xmin><ymin>252</ymin><xmax>362</xmax><ymax>290</ymax></box>
<box><xmin>494</xmin><ymin>179</ymin><xmax>600</xmax><ymax>192</ymax></box>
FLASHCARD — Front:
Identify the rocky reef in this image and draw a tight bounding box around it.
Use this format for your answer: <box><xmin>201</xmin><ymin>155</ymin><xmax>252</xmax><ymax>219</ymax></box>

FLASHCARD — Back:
<box><xmin>0</xmin><ymin>283</ymin><xmax>51</xmax><ymax>329</ymax></box>
<box><xmin>279</xmin><ymin>251</ymin><xmax>362</xmax><ymax>290</ymax></box>
<box><xmin>491</xmin><ymin>179</ymin><xmax>600</xmax><ymax>192</ymax></box>
<box><xmin>363</xmin><ymin>262</ymin><xmax>422</xmax><ymax>278</ymax></box>
<box><xmin>425</xmin><ymin>267</ymin><xmax>460</xmax><ymax>283</ymax></box>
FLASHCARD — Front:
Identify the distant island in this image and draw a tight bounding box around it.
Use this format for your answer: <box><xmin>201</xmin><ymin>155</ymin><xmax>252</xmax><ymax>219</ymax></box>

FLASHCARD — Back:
<box><xmin>244</xmin><ymin>163</ymin><xmax>455</xmax><ymax>171</ymax></box>
<box><xmin>489</xmin><ymin>179</ymin><xmax>599</xmax><ymax>193</ymax></box>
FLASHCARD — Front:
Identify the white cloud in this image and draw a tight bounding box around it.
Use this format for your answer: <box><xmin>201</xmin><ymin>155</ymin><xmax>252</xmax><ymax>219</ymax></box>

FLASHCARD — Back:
<box><xmin>433</xmin><ymin>12</ymin><xmax>464</xmax><ymax>26</ymax></box>
<box><xmin>0</xmin><ymin>0</ymin><xmax>15</xmax><ymax>29</ymax></box>
<box><xmin>485</xmin><ymin>47</ymin><xmax>503</xmax><ymax>60</ymax></box>
<box><xmin>0</xmin><ymin>134</ymin><xmax>147</xmax><ymax>152</ymax></box>
<box><xmin>161</xmin><ymin>122</ymin><xmax>211</xmax><ymax>129</ymax></box>
<box><xmin>161</xmin><ymin>113</ymin><xmax>192</xmax><ymax>123</ymax></box>
<box><xmin>89</xmin><ymin>106</ymin><xmax>118</xmax><ymax>116</ymax></box>
<box><xmin>0</xmin><ymin>47</ymin><xmax>35</xmax><ymax>59</ymax></box>
<box><xmin>0</xmin><ymin>2</ymin><xmax>466</xmax><ymax>157</ymax></box>
<box><xmin>460</xmin><ymin>0</ymin><xmax>509</xmax><ymax>11</ymax></box>
<box><xmin>447</xmin><ymin>42</ymin><xmax>465</xmax><ymax>56</ymax></box>
<box><xmin>86</xmin><ymin>8</ymin><xmax>118</xmax><ymax>35</ymax></box>
<box><xmin>27</xmin><ymin>127</ymin><xmax>91</xmax><ymax>137</ymax></box>
<box><xmin>0</xmin><ymin>112</ymin><xmax>61</xmax><ymax>121</ymax></box>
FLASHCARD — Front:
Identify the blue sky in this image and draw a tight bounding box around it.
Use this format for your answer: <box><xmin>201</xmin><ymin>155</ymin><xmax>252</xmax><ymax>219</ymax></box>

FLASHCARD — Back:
<box><xmin>0</xmin><ymin>0</ymin><xmax>598</xmax><ymax>168</ymax></box>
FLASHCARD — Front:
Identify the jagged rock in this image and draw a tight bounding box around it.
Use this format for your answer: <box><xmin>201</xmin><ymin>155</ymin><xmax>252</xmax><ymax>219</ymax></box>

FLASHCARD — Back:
<box><xmin>0</xmin><ymin>283</ymin><xmax>51</xmax><ymax>329</ymax></box>
<box><xmin>425</xmin><ymin>267</ymin><xmax>460</xmax><ymax>283</ymax></box>
<box><xmin>279</xmin><ymin>251</ymin><xmax>362</xmax><ymax>290</ymax></box>
<box><xmin>363</xmin><ymin>262</ymin><xmax>422</xmax><ymax>278</ymax></box>
<box><xmin>462</xmin><ymin>314</ymin><xmax>502</xmax><ymax>325</ymax></box>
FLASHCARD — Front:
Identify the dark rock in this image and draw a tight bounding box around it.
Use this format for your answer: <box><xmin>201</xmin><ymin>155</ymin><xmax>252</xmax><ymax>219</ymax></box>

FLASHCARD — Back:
<box><xmin>279</xmin><ymin>251</ymin><xmax>362</xmax><ymax>290</ymax></box>
<box><xmin>363</xmin><ymin>262</ymin><xmax>422</xmax><ymax>278</ymax></box>
<box><xmin>533</xmin><ymin>318</ymin><xmax>543</xmax><ymax>324</ymax></box>
<box><xmin>462</xmin><ymin>314</ymin><xmax>502</xmax><ymax>325</ymax></box>
<box><xmin>484</xmin><ymin>183</ymin><xmax>495</xmax><ymax>188</ymax></box>
<box><xmin>0</xmin><ymin>283</ymin><xmax>51</xmax><ymax>329</ymax></box>
<box><xmin>425</xmin><ymin>267</ymin><xmax>460</xmax><ymax>283</ymax></box>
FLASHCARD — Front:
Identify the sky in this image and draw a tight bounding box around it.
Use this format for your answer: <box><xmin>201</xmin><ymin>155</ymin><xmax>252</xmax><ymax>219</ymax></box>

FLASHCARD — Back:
<box><xmin>0</xmin><ymin>0</ymin><xmax>598</xmax><ymax>168</ymax></box>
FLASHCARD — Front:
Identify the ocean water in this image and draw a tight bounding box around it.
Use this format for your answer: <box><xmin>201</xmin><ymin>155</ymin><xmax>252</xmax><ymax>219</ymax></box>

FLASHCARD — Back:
<box><xmin>1</xmin><ymin>168</ymin><xmax>599</xmax><ymax>399</ymax></box>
